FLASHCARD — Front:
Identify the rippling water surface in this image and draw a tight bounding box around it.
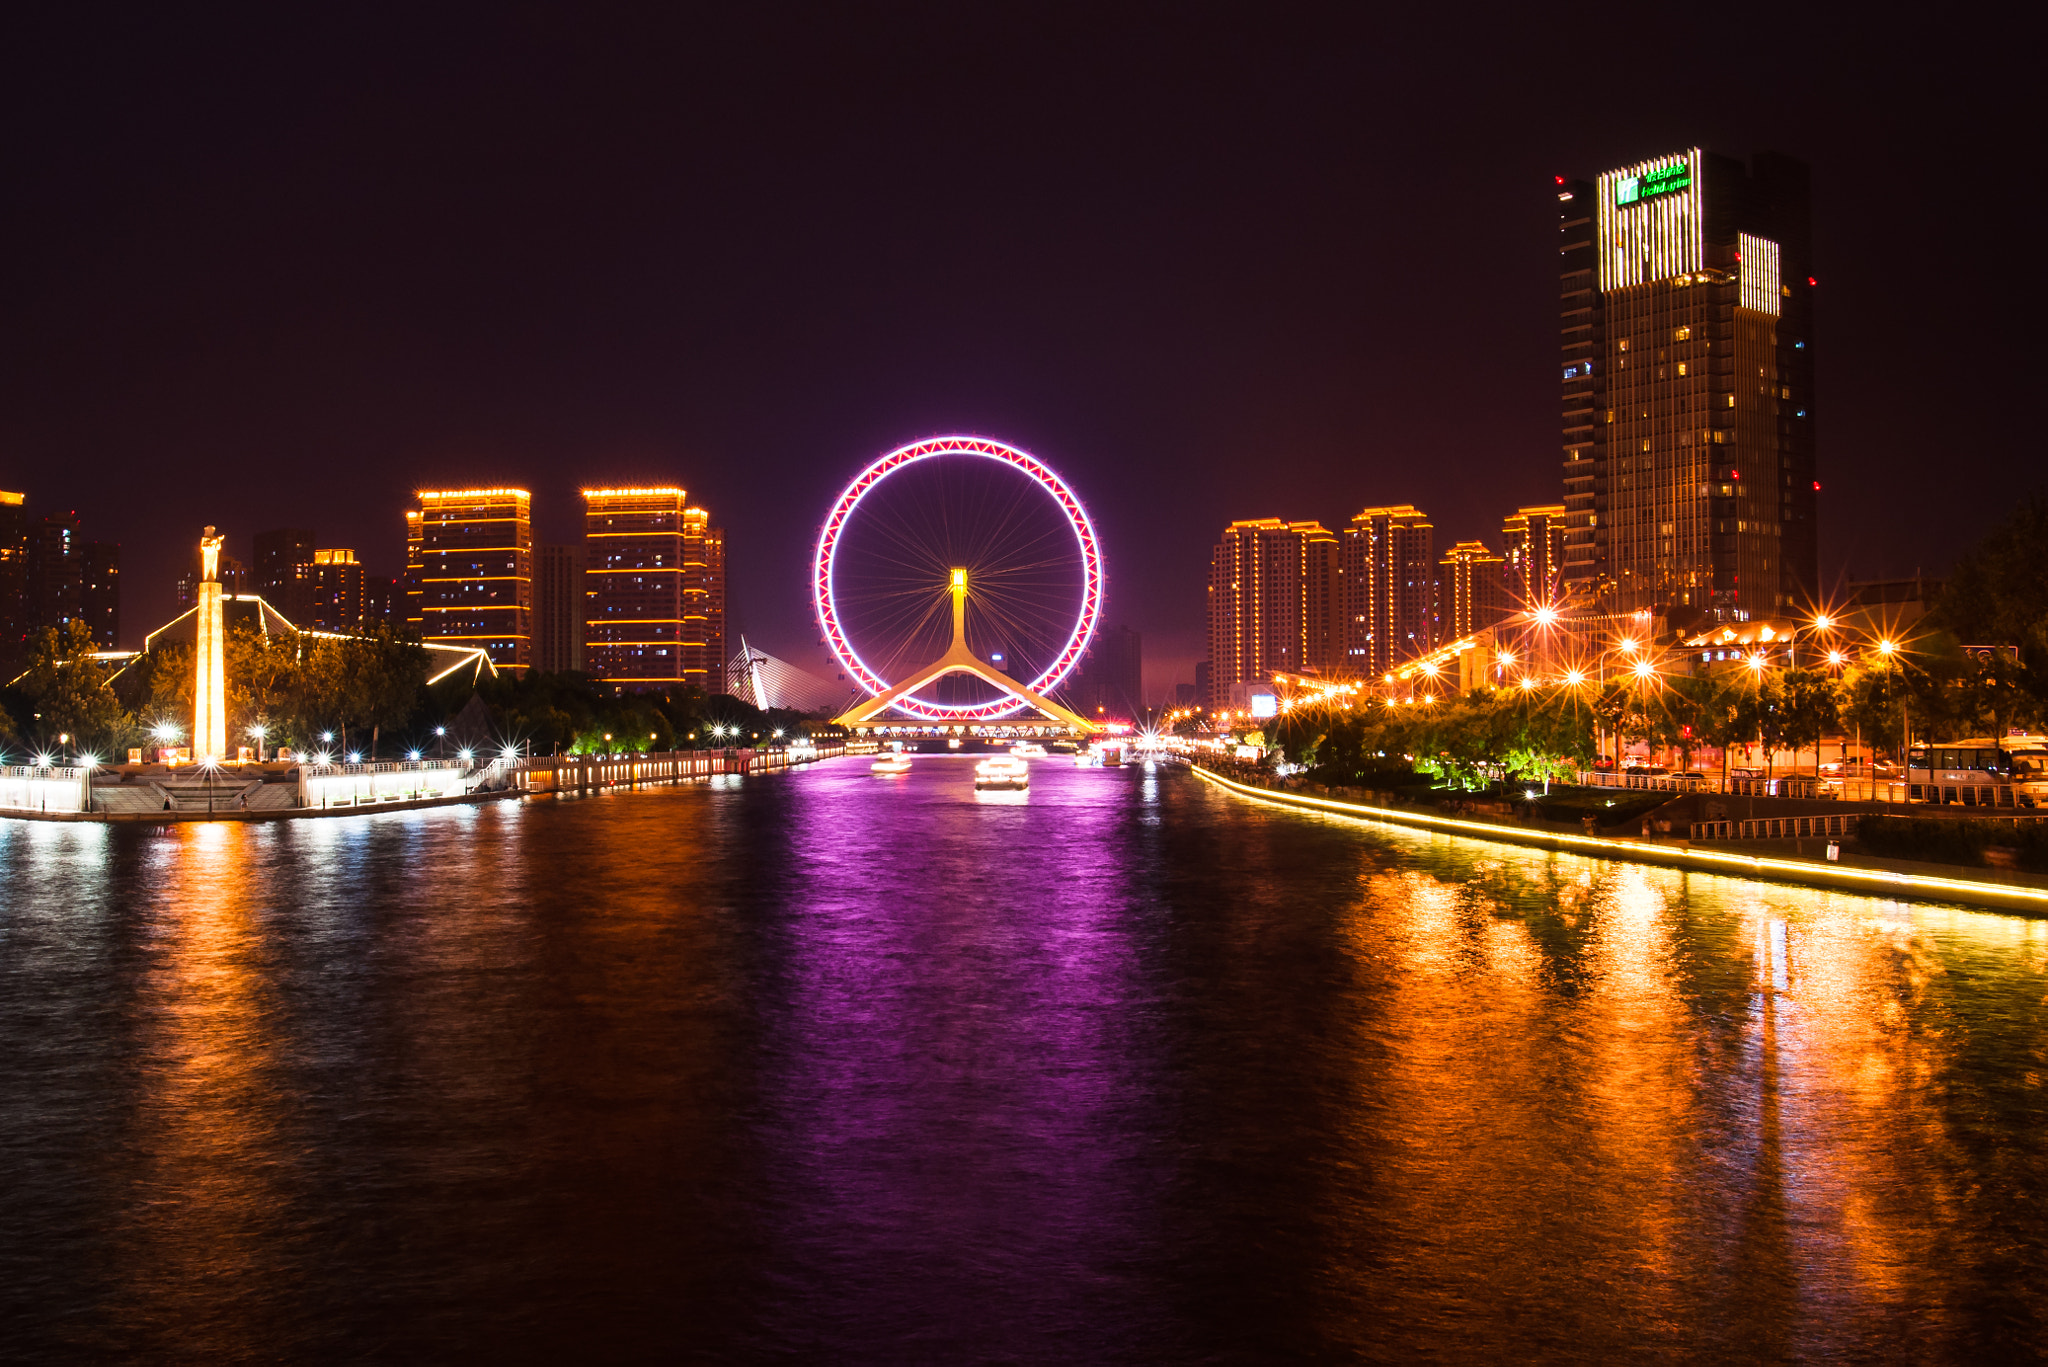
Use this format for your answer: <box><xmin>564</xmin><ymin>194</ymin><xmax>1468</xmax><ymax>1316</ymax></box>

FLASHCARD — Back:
<box><xmin>2</xmin><ymin>757</ymin><xmax>2045</xmax><ymax>1362</ymax></box>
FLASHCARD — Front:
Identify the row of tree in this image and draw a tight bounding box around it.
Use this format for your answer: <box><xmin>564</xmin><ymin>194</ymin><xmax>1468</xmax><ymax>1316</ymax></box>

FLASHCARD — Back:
<box><xmin>1272</xmin><ymin>645</ymin><xmax>2039</xmax><ymax>792</ymax></box>
<box><xmin>0</xmin><ymin>618</ymin><xmax>819</xmax><ymax>763</ymax></box>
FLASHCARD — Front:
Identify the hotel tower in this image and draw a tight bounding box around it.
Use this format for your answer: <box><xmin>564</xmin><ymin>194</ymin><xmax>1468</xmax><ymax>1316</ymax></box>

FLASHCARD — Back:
<box><xmin>1556</xmin><ymin>149</ymin><xmax>1817</xmax><ymax>620</ymax></box>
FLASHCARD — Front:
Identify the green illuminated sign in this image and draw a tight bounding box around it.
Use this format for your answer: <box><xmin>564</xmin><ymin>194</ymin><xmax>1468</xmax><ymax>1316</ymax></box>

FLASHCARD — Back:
<box><xmin>1614</xmin><ymin>162</ymin><xmax>1692</xmax><ymax>207</ymax></box>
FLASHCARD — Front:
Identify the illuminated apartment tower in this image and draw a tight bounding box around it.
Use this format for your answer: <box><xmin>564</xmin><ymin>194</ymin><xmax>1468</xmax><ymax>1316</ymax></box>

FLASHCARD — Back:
<box><xmin>582</xmin><ymin>488</ymin><xmax>724</xmax><ymax>691</ymax></box>
<box><xmin>1500</xmin><ymin>504</ymin><xmax>1566</xmax><ymax>611</ymax></box>
<box><xmin>1438</xmin><ymin>541</ymin><xmax>1509</xmax><ymax>639</ymax></box>
<box><xmin>403</xmin><ymin>510</ymin><xmax>423</xmax><ymax>631</ymax></box>
<box><xmin>305</xmin><ymin>550</ymin><xmax>367</xmax><ymax>631</ymax></box>
<box><xmin>409</xmin><ymin>489</ymin><xmax>533</xmax><ymax>673</ymax></box>
<box><xmin>1556</xmin><ymin>148</ymin><xmax>1816</xmax><ymax>618</ymax></box>
<box><xmin>1206</xmin><ymin>518</ymin><xmax>1340</xmax><ymax>706</ymax></box>
<box><xmin>1340</xmin><ymin>505</ymin><xmax>1436</xmax><ymax>675</ymax></box>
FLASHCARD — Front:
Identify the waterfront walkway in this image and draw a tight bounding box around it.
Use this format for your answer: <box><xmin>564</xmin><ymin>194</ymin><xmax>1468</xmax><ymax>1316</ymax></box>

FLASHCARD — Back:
<box><xmin>1192</xmin><ymin>764</ymin><xmax>2048</xmax><ymax>916</ymax></box>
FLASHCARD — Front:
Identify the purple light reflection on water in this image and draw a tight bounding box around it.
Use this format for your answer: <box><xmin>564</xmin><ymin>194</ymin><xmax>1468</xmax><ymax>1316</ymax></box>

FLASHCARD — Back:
<box><xmin>747</xmin><ymin>758</ymin><xmax>1175</xmax><ymax>1358</ymax></box>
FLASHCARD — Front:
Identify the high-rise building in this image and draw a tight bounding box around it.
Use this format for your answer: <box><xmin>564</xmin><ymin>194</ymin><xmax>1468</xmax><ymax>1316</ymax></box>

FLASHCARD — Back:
<box><xmin>535</xmin><ymin>542</ymin><xmax>587</xmax><ymax>674</ymax></box>
<box><xmin>305</xmin><ymin>549</ymin><xmax>367</xmax><ymax>631</ymax></box>
<box><xmin>409</xmin><ymin>488</ymin><xmax>533</xmax><ymax>673</ymax></box>
<box><xmin>403</xmin><ymin>510</ymin><xmax>423</xmax><ymax>631</ymax></box>
<box><xmin>1341</xmin><ymin>505</ymin><xmax>1436</xmax><ymax>675</ymax></box>
<box><xmin>682</xmin><ymin>509</ymin><xmax>726</xmax><ymax>689</ymax></box>
<box><xmin>364</xmin><ymin>574</ymin><xmax>397</xmax><ymax>630</ymax></box>
<box><xmin>28</xmin><ymin>510</ymin><xmax>81</xmax><ymax>637</ymax></box>
<box><xmin>1063</xmin><ymin>624</ymin><xmax>1143</xmax><ymax>722</ymax></box>
<box><xmin>0</xmin><ymin>495</ymin><xmax>119</xmax><ymax>656</ymax></box>
<box><xmin>1438</xmin><ymin>541</ymin><xmax>1509</xmax><ymax>639</ymax></box>
<box><xmin>582</xmin><ymin>488</ymin><xmax>723</xmax><ymax>691</ymax></box>
<box><xmin>79</xmin><ymin>541</ymin><xmax>120</xmax><ymax>648</ymax></box>
<box><xmin>1556</xmin><ymin>148</ymin><xmax>1817</xmax><ymax>619</ymax></box>
<box><xmin>1207</xmin><ymin>518</ymin><xmax>1342</xmax><ymax>705</ymax></box>
<box><xmin>1500</xmin><ymin>504</ymin><xmax>1567</xmax><ymax>611</ymax></box>
<box><xmin>253</xmin><ymin>527</ymin><xmax>317</xmax><ymax>623</ymax></box>
<box><xmin>0</xmin><ymin>491</ymin><xmax>29</xmax><ymax>668</ymax></box>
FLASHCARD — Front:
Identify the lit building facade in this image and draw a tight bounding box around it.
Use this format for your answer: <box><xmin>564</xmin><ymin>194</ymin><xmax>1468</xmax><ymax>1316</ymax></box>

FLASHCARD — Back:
<box><xmin>1557</xmin><ymin>148</ymin><xmax>1817</xmax><ymax>619</ymax></box>
<box><xmin>409</xmin><ymin>489</ymin><xmax>533</xmax><ymax>674</ymax></box>
<box><xmin>582</xmin><ymin>488</ymin><xmax>724</xmax><ymax>691</ymax></box>
<box><xmin>305</xmin><ymin>549</ymin><xmax>367</xmax><ymax>631</ymax></box>
<box><xmin>1206</xmin><ymin>518</ymin><xmax>1341</xmax><ymax>707</ymax></box>
<box><xmin>1500</xmin><ymin>504</ymin><xmax>1566</xmax><ymax>611</ymax></box>
<box><xmin>535</xmin><ymin>542</ymin><xmax>587</xmax><ymax>674</ymax></box>
<box><xmin>1438</xmin><ymin>540</ymin><xmax>1509</xmax><ymax>639</ymax></box>
<box><xmin>1341</xmin><ymin>505</ymin><xmax>1436</xmax><ymax>675</ymax></box>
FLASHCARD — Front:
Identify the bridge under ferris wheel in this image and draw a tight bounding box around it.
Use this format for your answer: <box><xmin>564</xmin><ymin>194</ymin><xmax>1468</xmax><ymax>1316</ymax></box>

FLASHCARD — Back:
<box><xmin>832</xmin><ymin>569</ymin><xmax>1101</xmax><ymax>733</ymax></box>
<box><xmin>815</xmin><ymin>435</ymin><xmax>1108</xmax><ymax>737</ymax></box>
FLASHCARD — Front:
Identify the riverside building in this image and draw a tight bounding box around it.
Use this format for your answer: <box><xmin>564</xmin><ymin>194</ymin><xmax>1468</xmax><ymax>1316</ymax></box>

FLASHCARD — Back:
<box><xmin>1206</xmin><ymin>518</ymin><xmax>1340</xmax><ymax>707</ymax></box>
<box><xmin>408</xmin><ymin>488</ymin><xmax>534</xmax><ymax>674</ymax></box>
<box><xmin>581</xmin><ymin>487</ymin><xmax>725</xmax><ymax>691</ymax></box>
<box><xmin>1341</xmin><ymin>505</ymin><xmax>1436</xmax><ymax>676</ymax></box>
<box><xmin>1438</xmin><ymin>540</ymin><xmax>1509</xmax><ymax>639</ymax></box>
<box><xmin>1500</xmin><ymin>504</ymin><xmax>1566</xmax><ymax>611</ymax></box>
<box><xmin>1557</xmin><ymin>148</ymin><xmax>1817</xmax><ymax>620</ymax></box>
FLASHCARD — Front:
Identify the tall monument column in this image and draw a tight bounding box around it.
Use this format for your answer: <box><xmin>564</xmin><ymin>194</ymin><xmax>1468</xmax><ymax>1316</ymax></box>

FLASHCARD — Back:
<box><xmin>193</xmin><ymin>526</ymin><xmax>228</xmax><ymax>763</ymax></box>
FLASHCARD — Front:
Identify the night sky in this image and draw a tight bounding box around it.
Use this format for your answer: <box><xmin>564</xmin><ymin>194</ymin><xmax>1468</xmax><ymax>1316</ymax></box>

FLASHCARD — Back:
<box><xmin>3</xmin><ymin>8</ymin><xmax>2035</xmax><ymax>692</ymax></box>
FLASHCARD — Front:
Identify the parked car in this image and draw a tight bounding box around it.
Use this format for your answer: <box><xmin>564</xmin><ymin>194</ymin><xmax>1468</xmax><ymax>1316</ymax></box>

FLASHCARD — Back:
<box><xmin>1674</xmin><ymin>771</ymin><xmax>1709</xmax><ymax>783</ymax></box>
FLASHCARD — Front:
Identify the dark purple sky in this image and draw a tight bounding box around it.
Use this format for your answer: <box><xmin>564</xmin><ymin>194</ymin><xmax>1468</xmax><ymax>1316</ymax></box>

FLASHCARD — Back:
<box><xmin>2</xmin><ymin>8</ymin><xmax>2036</xmax><ymax>694</ymax></box>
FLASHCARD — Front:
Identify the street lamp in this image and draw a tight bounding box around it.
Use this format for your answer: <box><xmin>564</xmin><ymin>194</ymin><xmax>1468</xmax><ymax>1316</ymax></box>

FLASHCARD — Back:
<box><xmin>248</xmin><ymin>724</ymin><xmax>267</xmax><ymax>762</ymax></box>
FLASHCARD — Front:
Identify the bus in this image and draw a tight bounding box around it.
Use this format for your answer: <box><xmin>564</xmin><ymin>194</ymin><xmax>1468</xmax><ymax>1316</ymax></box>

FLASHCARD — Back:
<box><xmin>1907</xmin><ymin>736</ymin><xmax>2048</xmax><ymax>807</ymax></box>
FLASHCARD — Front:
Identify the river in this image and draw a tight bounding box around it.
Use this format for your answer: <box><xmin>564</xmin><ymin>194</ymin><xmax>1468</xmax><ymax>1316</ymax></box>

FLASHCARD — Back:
<box><xmin>2</xmin><ymin>756</ymin><xmax>2043</xmax><ymax>1362</ymax></box>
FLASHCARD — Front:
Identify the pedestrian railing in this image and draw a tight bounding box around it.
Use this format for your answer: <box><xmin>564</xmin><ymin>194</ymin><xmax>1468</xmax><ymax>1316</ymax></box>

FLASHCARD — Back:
<box><xmin>1691</xmin><ymin>813</ymin><xmax>1861</xmax><ymax>842</ymax></box>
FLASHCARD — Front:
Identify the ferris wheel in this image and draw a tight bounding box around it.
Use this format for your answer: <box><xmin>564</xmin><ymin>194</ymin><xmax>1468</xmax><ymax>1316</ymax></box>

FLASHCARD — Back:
<box><xmin>814</xmin><ymin>436</ymin><xmax>1102</xmax><ymax>721</ymax></box>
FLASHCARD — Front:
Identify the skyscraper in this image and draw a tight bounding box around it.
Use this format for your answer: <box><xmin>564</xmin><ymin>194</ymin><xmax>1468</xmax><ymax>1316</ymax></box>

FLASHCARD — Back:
<box><xmin>253</xmin><ymin>527</ymin><xmax>316</xmax><ymax>624</ymax></box>
<box><xmin>1207</xmin><ymin>518</ymin><xmax>1341</xmax><ymax>705</ymax></box>
<box><xmin>409</xmin><ymin>488</ymin><xmax>533</xmax><ymax>673</ymax></box>
<box><xmin>582</xmin><ymin>488</ymin><xmax>723</xmax><ymax>691</ymax></box>
<box><xmin>1500</xmin><ymin>504</ymin><xmax>1566</xmax><ymax>611</ymax></box>
<box><xmin>0</xmin><ymin>491</ymin><xmax>29</xmax><ymax>668</ymax></box>
<box><xmin>1341</xmin><ymin>505</ymin><xmax>1436</xmax><ymax>675</ymax></box>
<box><xmin>1438</xmin><ymin>541</ymin><xmax>1509</xmax><ymax>639</ymax></box>
<box><xmin>535</xmin><ymin>542</ymin><xmax>587</xmax><ymax>674</ymax></box>
<box><xmin>1557</xmin><ymin>148</ymin><xmax>1817</xmax><ymax>620</ymax></box>
<box><xmin>79</xmin><ymin>541</ymin><xmax>120</xmax><ymax>648</ymax></box>
<box><xmin>305</xmin><ymin>549</ymin><xmax>367</xmax><ymax>630</ymax></box>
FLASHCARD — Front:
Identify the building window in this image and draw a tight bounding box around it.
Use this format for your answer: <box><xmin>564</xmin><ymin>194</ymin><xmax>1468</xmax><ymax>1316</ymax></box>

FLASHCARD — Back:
<box><xmin>1676</xmin><ymin>362</ymin><xmax>1687</xmax><ymax>376</ymax></box>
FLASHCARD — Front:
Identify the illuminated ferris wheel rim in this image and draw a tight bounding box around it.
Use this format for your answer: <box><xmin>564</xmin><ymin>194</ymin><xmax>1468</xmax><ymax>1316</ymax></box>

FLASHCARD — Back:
<box><xmin>813</xmin><ymin>435</ymin><xmax>1103</xmax><ymax>720</ymax></box>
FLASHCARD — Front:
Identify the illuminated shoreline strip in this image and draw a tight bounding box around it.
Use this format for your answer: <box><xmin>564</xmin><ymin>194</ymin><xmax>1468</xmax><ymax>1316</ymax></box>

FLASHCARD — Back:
<box><xmin>813</xmin><ymin>434</ymin><xmax>1102</xmax><ymax>722</ymax></box>
<box><xmin>1190</xmin><ymin>765</ymin><xmax>2048</xmax><ymax>915</ymax></box>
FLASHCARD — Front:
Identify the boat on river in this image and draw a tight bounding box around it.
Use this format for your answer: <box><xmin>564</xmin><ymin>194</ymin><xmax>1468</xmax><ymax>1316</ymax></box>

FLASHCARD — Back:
<box><xmin>1010</xmin><ymin>743</ymin><xmax>1048</xmax><ymax>759</ymax></box>
<box><xmin>871</xmin><ymin>754</ymin><xmax>913</xmax><ymax>775</ymax></box>
<box><xmin>974</xmin><ymin>755</ymin><xmax>1030</xmax><ymax>790</ymax></box>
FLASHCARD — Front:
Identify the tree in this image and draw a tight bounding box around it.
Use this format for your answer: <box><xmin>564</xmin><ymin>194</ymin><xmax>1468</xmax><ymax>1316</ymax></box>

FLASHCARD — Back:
<box><xmin>1778</xmin><ymin>667</ymin><xmax>1840</xmax><ymax>776</ymax></box>
<box><xmin>11</xmin><ymin>619</ymin><xmax>131</xmax><ymax>758</ymax></box>
<box><xmin>1933</xmin><ymin>490</ymin><xmax>2048</xmax><ymax>713</ymax></box>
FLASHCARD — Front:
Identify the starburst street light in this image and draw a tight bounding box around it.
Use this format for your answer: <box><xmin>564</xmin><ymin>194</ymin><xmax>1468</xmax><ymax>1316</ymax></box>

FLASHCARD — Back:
<box><xmin>1878</xmin><ymin>638</ymin><xmax>1897</xmax><ymax>656</ymax></box>
<box><xmin>1631</xmin><ymin>658</ymin><xmax>1656</xmax><ymax>680</ymax></box>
